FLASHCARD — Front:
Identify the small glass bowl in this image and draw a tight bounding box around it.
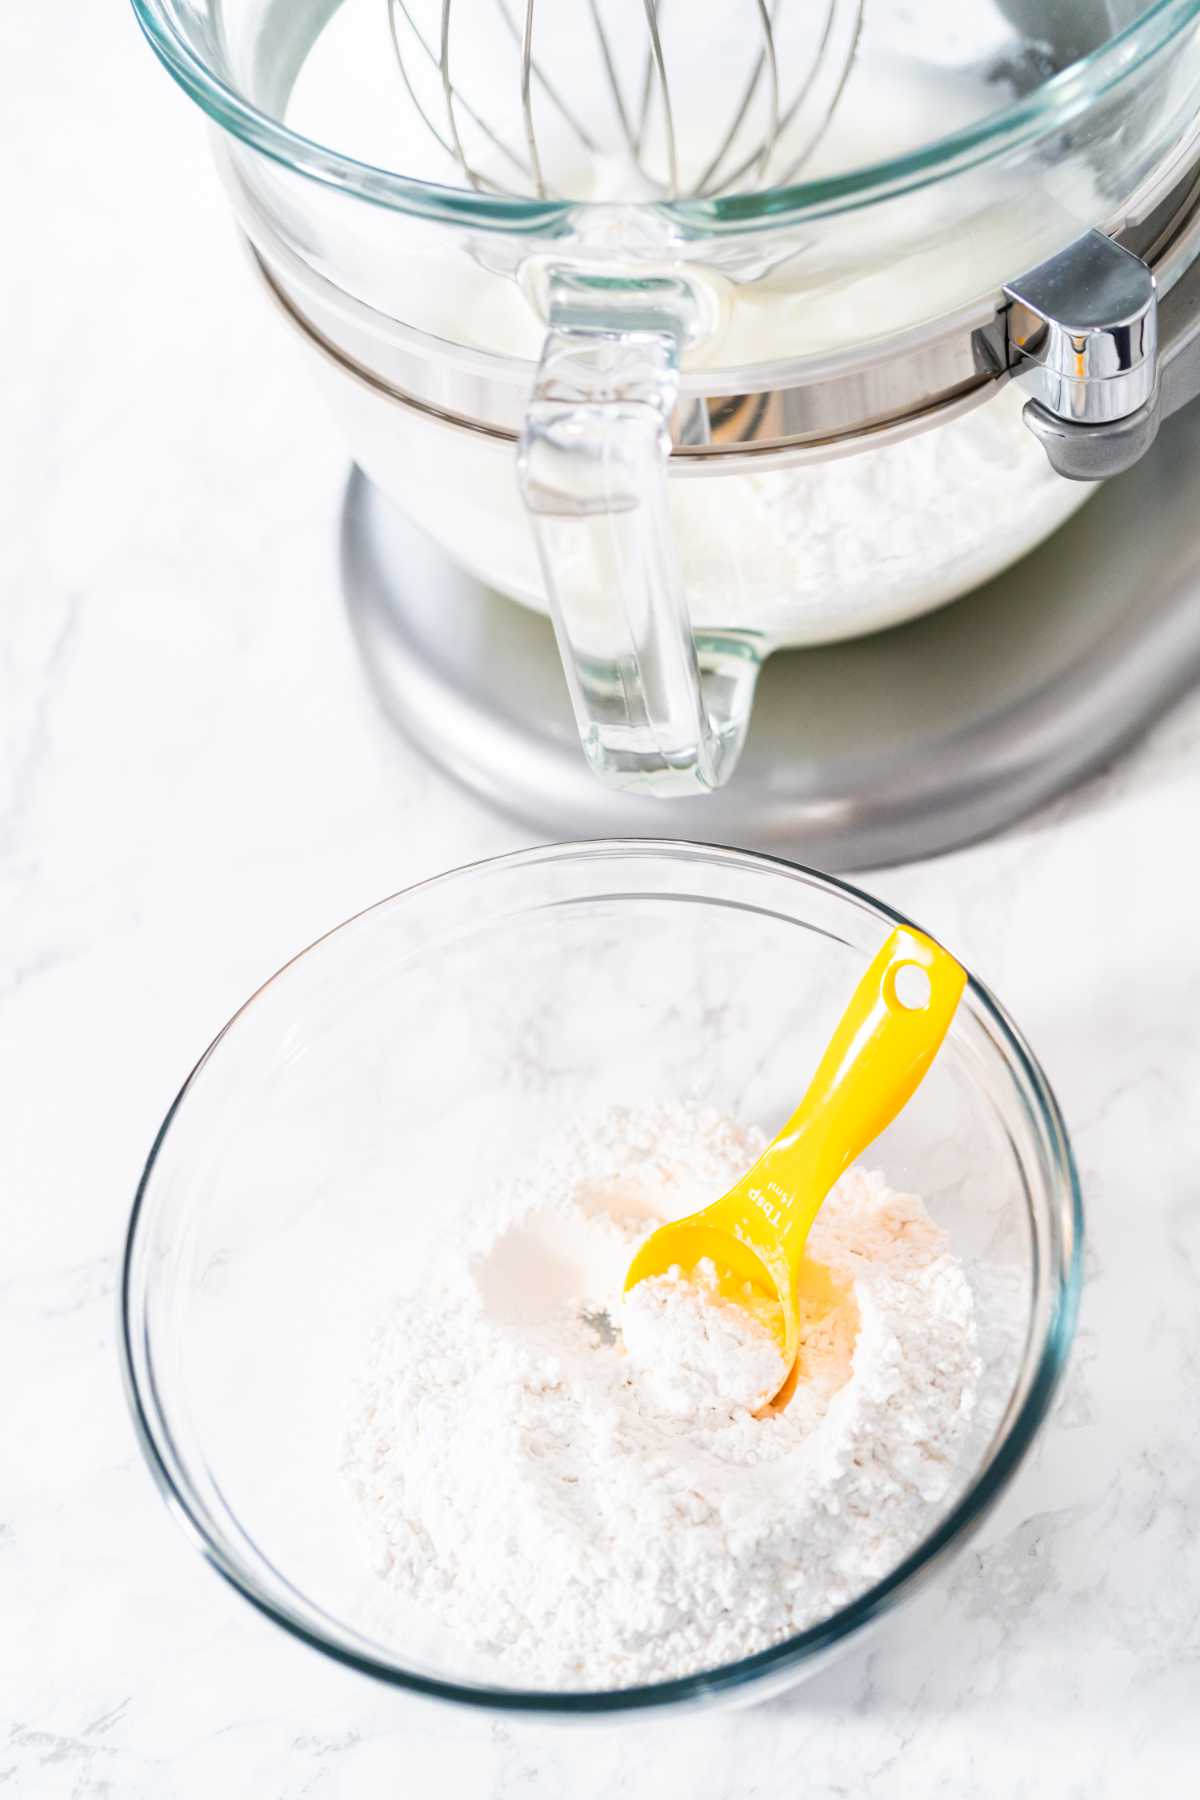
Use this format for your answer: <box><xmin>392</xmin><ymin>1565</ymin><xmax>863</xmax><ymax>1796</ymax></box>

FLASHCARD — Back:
<box><xmin>121</xmin><ymin>841</ymin><xmax>1081</xmax><ymax>1716</ymax></box>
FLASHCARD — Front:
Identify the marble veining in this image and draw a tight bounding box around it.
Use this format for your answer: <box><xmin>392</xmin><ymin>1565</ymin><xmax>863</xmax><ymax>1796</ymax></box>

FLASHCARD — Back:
<box><xmin>5</xmin><ymin>4</ymin><xmax>1200</xmax><ymax>1794</ymax></box>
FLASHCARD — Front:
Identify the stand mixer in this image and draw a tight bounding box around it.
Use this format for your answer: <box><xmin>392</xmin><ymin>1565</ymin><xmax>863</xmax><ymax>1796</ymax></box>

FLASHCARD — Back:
<box><xmin>134</xmin><ymin>0</ymin><xmax>1200</xmax><ymax>858</ymax></box>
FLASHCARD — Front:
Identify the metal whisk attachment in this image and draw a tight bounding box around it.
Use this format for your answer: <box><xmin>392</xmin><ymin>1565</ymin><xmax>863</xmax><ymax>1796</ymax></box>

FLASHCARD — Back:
<box><xmin>386</xmin><ymin>0</ymin><xmax>863</xmax><ymax>202</ymax></box>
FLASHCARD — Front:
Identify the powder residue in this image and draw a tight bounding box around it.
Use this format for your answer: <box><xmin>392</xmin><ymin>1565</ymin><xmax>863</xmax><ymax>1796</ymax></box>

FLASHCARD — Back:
<box><xmin>342</xmin><ymin>1102</ymin><xmax>980</xmax><ymax>1688</ymax></box>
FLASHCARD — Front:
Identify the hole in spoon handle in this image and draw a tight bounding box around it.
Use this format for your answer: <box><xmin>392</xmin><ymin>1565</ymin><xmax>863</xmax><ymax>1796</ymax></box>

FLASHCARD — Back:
<box><xmin>878</xmin><ymin>928</ymin><xmax>965</xmax><ymax>1024</ymax></box>
<box><xmin>782</xmin><ymin>927</ymin><xmax>967</xmax><ymax>1171</ymax></box>
<box><xmin>888</xmin><ymin>960</ymin><xmax>933</xmax><ymax>1012</ymax></box>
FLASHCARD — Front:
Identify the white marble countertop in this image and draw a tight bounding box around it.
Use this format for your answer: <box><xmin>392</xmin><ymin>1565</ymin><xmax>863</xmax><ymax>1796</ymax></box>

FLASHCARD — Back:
<box><xmin>7</xmin><ymin>7</ymin><xmax>1200</xmax><ymax>1795</ymax></box>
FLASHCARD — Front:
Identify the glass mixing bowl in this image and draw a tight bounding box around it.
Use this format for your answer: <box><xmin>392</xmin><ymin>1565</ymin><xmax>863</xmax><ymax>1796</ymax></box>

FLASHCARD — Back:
<box><xmin>121</xmin><ymin>841</ymin><xmax>1081</xmax><ymax>1715</ymax></box>
<box><xmin>134</xmin><ymin>0</ymin><xmax>1200</xmax><ymax>341</ymax></box>
<box><xmin>132</xmin><ymin>1</ymin><xmax>1200</xmax><ymax>795</ymax></box>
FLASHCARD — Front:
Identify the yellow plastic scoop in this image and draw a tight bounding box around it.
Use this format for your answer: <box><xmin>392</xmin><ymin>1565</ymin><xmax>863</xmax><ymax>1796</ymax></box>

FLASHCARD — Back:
<box><xmin>624</xmin><ymin>926</ymin><xmax>966</xmax><ymax>1409</ymax></box>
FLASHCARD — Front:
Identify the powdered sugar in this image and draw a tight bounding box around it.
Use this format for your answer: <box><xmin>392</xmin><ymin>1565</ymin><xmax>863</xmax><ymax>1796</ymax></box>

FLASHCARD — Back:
<box><xmin>342</xmin><ymin>1102</ymin><xmax>980</xmax><ymax>1688</ymax></box>
<box><xmin>622</xmin><ymin>1261</ymin><xmax>789</xmax><ymax>1416</ymax></box>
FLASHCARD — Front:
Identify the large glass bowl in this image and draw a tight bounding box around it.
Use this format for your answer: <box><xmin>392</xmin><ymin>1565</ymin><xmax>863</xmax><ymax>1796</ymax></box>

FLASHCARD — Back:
<box><xmin>132</xmin><ymin>0</ymin><xmax>1200</xmax><ymax>354</ymax></box>
<box><xmin>121</xmin><ymin>841</ymin><xmax>1081</xmax><ymax>1715</ymax></box>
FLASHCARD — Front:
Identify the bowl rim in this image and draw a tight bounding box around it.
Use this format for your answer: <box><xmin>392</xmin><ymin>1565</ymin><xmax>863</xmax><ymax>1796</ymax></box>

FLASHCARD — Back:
<box><xmin>119</xmin><ymin>837</ymin><xmax>1082</xmax><ymax>1716</ymax></box>
<box><xmin>130</xmin><ymin>0</ymin><xmax>1200</xmax><ymax>235</ymax></box>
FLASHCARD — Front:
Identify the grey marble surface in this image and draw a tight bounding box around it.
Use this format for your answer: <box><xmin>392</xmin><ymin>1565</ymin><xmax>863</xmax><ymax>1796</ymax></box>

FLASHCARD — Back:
<box><xmin>6</xmin><ymin>5</ymin><xmax>1200</xmax><ymax>1795</ymax></box>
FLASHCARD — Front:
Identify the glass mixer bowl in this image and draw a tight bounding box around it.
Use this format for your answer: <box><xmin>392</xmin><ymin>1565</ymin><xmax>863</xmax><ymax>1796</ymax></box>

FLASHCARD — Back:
<box><xmin>121</xmin><ymin>841</ymin><xmax>1082</xmax><ymax>1714</ymax></box>
<box><xmin>134</xmin><ymin>0</ymin><xmax>1200</xmax><ymax>793</ymax></box>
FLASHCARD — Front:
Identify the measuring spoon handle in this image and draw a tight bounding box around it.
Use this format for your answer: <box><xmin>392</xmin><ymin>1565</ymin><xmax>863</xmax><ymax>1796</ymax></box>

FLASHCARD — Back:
<box><xmin>766</xmin><ymin>927</ymin><xmax>967</xmax><ymax>1214</ymax></box>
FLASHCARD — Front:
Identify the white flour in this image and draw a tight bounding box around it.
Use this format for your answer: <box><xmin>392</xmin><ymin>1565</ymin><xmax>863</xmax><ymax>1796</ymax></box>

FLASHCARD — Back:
<box><xmin>343</xmin><ymin>1103</ymin><xmax>980</xmax><ymax>1687</ymax></box>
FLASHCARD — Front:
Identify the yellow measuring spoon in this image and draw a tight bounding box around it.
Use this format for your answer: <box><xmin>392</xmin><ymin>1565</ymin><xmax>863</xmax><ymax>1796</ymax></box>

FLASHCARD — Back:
<box><xmin>624</xmin><ymin>926</ymin><xmax>966</xmax><ymax>1408</ymax></box>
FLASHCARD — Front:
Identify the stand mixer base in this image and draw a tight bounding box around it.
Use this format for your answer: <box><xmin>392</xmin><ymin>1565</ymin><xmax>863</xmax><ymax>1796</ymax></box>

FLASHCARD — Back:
<box><xmin>342</xmin><ymin>407</ymin><xmax>1200</xmax><ymax>869</ymax></box>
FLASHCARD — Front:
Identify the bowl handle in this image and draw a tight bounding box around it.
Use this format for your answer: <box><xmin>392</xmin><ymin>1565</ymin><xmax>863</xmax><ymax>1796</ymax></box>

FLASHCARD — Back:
<box><xmin>517</xmin><ymin>277</ymin><xmax>760</xmax><ymax>795</ymax></box>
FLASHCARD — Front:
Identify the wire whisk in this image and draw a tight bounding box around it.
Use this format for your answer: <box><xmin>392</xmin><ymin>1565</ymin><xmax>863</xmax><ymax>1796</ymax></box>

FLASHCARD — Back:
<box><xmin>386</xmin><ymin>0</ymin><xmax>863</xmax><ymax>202</ymax></box>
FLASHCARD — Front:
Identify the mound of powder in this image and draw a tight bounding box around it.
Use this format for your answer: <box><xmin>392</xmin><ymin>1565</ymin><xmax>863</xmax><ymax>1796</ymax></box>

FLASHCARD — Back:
<box><xmin>342</xmin><ymin>1103</ymin><xmax>980</xmax><ymax>1688</ymax></box>
<box><xmin>622</xmin><ymin>1260</ymin><xmax>789</xmax><ymax>1416</ymax></box>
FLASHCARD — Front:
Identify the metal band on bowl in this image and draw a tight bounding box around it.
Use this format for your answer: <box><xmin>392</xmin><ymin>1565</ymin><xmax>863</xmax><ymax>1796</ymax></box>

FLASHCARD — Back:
<box><xmin>233</xmin><ymin>143</ymin><xmax>1200</xmax><ymax>470</ymax></box>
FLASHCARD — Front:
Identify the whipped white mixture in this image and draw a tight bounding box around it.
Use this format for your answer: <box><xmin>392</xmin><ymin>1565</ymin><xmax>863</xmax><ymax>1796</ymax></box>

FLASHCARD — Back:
<box><xmin>287</xmin><ymin>7</ymin><xmax>1100</xmax><ymax>363</ymax></box>
<box><xmin>343</xmin><ymin>1103</ymin><xmax>980</xmax><ymax>1688</ymax></box>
